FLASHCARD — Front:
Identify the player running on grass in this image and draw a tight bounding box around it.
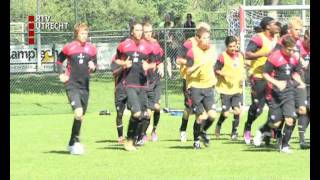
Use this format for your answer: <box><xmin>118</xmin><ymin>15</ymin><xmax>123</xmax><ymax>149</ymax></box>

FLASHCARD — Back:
<box><xmin>57</xmin><ymin>22</ymin><xmax>97</xmax><ymax>155</ymax></box>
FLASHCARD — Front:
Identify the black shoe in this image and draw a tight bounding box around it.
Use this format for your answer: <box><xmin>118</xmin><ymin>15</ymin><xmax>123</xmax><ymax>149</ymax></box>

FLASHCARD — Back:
<box><xmin>300</xmin><ymin>142</ymin><xmax>310</xmax><ymax>150</ymax></box>
<box><xmin>200</xmin><ymin>131</ymin><xmax>210</xmax><ymax>147</ymax></box>
<box><xmin>263</xmin><ymin>135</ymin><xmax>271</xmax><ymax>146</ymax></box>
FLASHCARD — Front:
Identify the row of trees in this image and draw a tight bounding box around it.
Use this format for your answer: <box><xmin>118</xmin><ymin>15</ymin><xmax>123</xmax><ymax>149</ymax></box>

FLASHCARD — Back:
<box><xmin>10</xmin><ymin>0</ymin><xmax>307</xmax><ymax>32</ymax></box>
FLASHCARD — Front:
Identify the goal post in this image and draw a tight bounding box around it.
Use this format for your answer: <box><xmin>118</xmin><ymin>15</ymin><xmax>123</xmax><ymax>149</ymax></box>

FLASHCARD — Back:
<box><xmin>228</xmin><ymin>4</ymin><xmax>310</xmax><ymax>107</ymax></box>
<box><xmin>239</xmin><ymin>5</ymin><xmax>310</xmax><ymax>53</ymax></box>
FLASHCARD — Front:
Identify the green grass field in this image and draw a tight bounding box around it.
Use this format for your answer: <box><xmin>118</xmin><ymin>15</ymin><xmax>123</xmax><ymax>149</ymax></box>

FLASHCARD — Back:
<box><xmin>10</xmin><ymin>76</ymin><xmax>310</xmax><ymax>180</ymax></box>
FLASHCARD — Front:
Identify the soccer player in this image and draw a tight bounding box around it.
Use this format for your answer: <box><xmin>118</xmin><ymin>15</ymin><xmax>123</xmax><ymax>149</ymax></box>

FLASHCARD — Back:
<box><xmin>242</xmin><ymin>17</ymin><xmax>279</xmax><ymax>145</ymax></box>
<box><xmin>184</xmin><ymin>27</ymin><xmax>217</xmax><ymax>149</ymax></box>
<box><xmin>274</xmin><ymin>17</ymin><xmax>308</xmax><ymax>148</ymax></box>
<box><xmin>114</xmin><ymin>22</ymin><xmax>155</xmax><ymax>151</ymax></box>
<box><xmin>138</xmin><ymin>22</ymin><xmax>164</xmax><ymax>143</ymax></box>
<box><xmin>253</xmin><ymin>36</ymin><xmax>305</xmax><ymax>153</ymax></box>
<box><xmin>176</xmin><ymin>22</ymin><xmax>211</xmax><ymax>142</ymax></box>
<box><xmin>296</xmin><ymin>29</ymin><xmax>310</xmax><ymax>149</ymax></box>
<box><xmin>214</xmin><ymin>36</ymin><xmax>245</xmax><ymax>140</ymax></box>
<box><xmin>57</xmin><ymin>22</ymin><xmax>97</xmax><ymax>155</ymax></box>
<box><xmin>111</xmin><ymin>55</ymin><xmax>127</xmax><ymax>144</ymax></box>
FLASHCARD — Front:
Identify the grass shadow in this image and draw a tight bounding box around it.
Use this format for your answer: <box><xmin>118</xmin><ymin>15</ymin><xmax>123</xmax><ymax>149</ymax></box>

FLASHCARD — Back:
<box><xmin>242</xmin><ymin>145</ymin><xmax>280</xmax><ymax>152</ymax></box>
<box><xmin>97</xmin><ymin>146</ymin><xmax>125</xmax><ymax>151</ymax></box>
<box><xmin>168</xmin><ymin>145</ymin><xmax>194</xmax><ymax>150</ymax></box>
<box><xmin>44</xmin><ymin>150</ymin><xmax>70</xmax><ymax>155</ymax></box>
<box><xmin>95</xmin><ymin>139</ymin><xmax>118</xmax><ymax>143</ymax></box>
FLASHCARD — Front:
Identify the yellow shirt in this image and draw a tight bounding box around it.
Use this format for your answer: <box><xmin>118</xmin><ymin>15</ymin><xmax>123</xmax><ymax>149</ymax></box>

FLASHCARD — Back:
<box><xmin>187</xmin><ymin>45</ymin><xmax>217</xmax><ymax>89</ymax></box>
<box><xmin>179</xmin><ymin>37</ymin><xmax>198</xmax><ymax>88</ymax></box>
<box><xmin>216</xmin><ymin>52</ymin><xmax>245</xmax><ymax>95</ymax></box>
<box><xmin>248</xmin><ymin>32</ymin><xmax>278</xmax><ymax>78</ymax></box>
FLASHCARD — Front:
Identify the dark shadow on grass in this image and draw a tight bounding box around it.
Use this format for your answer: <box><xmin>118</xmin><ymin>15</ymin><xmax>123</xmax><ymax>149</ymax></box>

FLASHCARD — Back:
<box><xmin>222</xmin><ymin>140</ymin><xmax>246</xmax><ymax>144</ymax></box>
<box><xmin>242</xmin><ymin>145</ymin><xmax>279</xmax><ymax>152</ymax></box>
<box><xmin>161</xmin><ymin>139</ymin><xmax>185</xmax><ymax>142</ymax></box>
<box><xmin>97</xmin><ymin>146</ymin><xmax>125</xmax><ymax>151</ymax></box>
<box><xmin>169</xmin><ymin>145</ymin><xmax>194</xmax><ymax>150</ymax></box>
<box><xmin>96</xmin><ymin>139</ymin><xmax>118</xmax><ymax>143</ymax></box>
<box><xmin>44</xmin><ymin>150</ymin><xmax>70</xmax><ymax>155</ymax></box>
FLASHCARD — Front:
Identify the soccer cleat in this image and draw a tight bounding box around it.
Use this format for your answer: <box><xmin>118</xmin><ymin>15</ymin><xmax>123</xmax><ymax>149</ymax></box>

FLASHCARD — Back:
<box><xmin>118</xmin><ymin>136</ymin><xmax>125</xmax><ymax>144</ymax></box>
<box><xmin>244</xmin><ymin>130</ymin><xmax>251</xmax><ymax>145</ymax></box>
<box><xmin>215</xmin><ymin>126</ymin><xmax>221</xmax><ymax>139</ymax></box>
<box><xmin>200</xmin><ymin>131</ymin><xmax>210</xmax><ymax>147</ymax></box>
<box><xmin>280</xmin><ymin>146</ymin><xmax>292</xmax><ymax>154</ymax></box>
<box><xmin>253</xmin><ymin>130</ymin><xmax>264</xmax><ymax>146</ymax></box>
<box><xmin>180</xmin><ymin>131</ymin><xmax>187</xmax><ymax>142</ymax></box>
<box><xmin>135</xmin><ymin>139</ymin><xmax>145</xmax><ymax>146</ymax></box>
<box><xmin>151</xmin><ymin>132</ymin><xmax>158</xmax><ymax>142</ymax></box>
<box><xmin>231</xmin><ymin>132</ymin><xmax>238</xmax><ymax>141</ymax></box>
<box><xmin>124</xmin><ymin>139</ymin><xmax>137</xmax><ymax>151</ymax></box>
<box><xmin>300</xmin><ymin>142</ymin><xmax>310</xmax><ymax>150</ymax></box>
<box><xmin>142</xmin><ymin>135</ymin><xmax>148</xmax><ymax>142</ymax></box>
<box><xmin>69</xmin><ymin>142</ymin><xmax>84</xmax><ymax>155</ymax></box>
<box><xmin>193</xmin><ymin>140</ymin><xmax>201</xmax><ymax>150</ymax></box>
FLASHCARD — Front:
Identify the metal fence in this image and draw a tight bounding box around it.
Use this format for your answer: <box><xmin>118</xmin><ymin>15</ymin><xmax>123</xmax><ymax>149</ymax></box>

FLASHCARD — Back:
<box><xmin>10</xmin><ymin>28</ymin><xmax>254</xmax><ymax>115</ymax></box>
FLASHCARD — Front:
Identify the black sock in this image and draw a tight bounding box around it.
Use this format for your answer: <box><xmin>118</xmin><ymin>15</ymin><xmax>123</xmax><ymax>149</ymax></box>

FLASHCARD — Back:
<box><xmin>217</xmin><ymin>113</ymin><xmax>226</xmax><ymax>127</ymax></box>
<box><xmin>244</xmin><ymin>106</ymin><xmax>257</xmax><ymax>131</ymax></box>
<box><xmin>298</xmin><ymin>114</ymin><xmax>308</xmax><ymax>143</ymax></box>
<box><xmin>180</xmin><ymin>117</ymin><xmax>188</xmax><ymax>131</ymax></box>
<box><xmin>193</xmin><ymin>121</ymin><xmax>201</xmax><ymax>141</ymax></box>
<box><xmin>232</xmin><ymin>114</ymin><xmax>240</xmax><ymax>134</ymax></box>
<box><xmin>153</xmin><ymin>111</ymin><xmax>160</xmax><ymax>131</ymax></box>
<box><xmin>282</xmin><ymin>124</ymin><xmax>295</xmax><ymax>147</ymax></box>
<box><xmin>116</xmin><ymin>113</ymin><xmax>123</xmax><ymax>137</ymax></box>
<box><xmin>203</xmin><ymin>118</ymin><xmax>214</xmax><ymax>131</ymax></box>
<box><xmin>117</xmin><ymin>125</ymin><xmax>123</xmax><ymax>138</ymax></box>
<box><xmin>141</xmin><ymin>118</ymin><xmax>150</xmax><ymax>137</ymax></box>
<box><xmin>127</xmin><ymin>116</ymin><xmax>139</xmax><ymax>139</ymax></box>
<box><xmin>69</xmin><ymin>119</ymin><xmax>82</xmax><ymax>146</ymax></box>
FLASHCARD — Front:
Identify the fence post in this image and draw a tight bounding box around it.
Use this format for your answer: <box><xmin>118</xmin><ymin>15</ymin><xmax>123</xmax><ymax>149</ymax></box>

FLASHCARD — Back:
<box><xmin>164</xmin><ymin>28</ymin><xmax>169</xmax><ymax>108</ymax></box>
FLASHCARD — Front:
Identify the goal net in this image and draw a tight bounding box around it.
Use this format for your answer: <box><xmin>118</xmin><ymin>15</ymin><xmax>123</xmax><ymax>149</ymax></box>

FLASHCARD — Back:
<box><xmin>227</xmin><ymin>5</ymin><xmax>310</xmax><ymax>52</ymax></box>
<box><xmin>226</xmin><ymin>5</ymin><xmax>310</xmax><ymax>107</ymax></box>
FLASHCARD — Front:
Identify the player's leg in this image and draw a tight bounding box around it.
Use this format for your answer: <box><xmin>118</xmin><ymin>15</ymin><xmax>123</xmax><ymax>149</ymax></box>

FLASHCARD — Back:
<box><xmin>136</xmin><ymin>88</ymin><xmax>150</xmax><ymax>146</ymax></box>
<box><xmin>151</xmin><ymin>82</ymin><xmax>162</xmax><ymax>141</ymax></box>
<box><xmin>124</xmin><ymin>88</ymin><xmax>142</xmax><ymax>151</ymax></box>
<box><xmin>280</xmin><ymin>97</ymin><xmax>297</xmax><ymax>153</ymax></box>
<box><xmin>115</xmin><ymin>90</ymin><xmax>126</xmax><ymax>144</ymax></box>
<box><xmin>215</xmin><ymin>94</ymin><xmax>231</xmax><ymax>138</ymax></box>
<box><xmin>295</xmin><ymin>88</ymin><xmax>309</xmax><ymax>149</ymax></box>
<box><xmin>66</xmin><ymin>89</ymin><xmax>85</xmax><ymax>155</ymax></box>
<box><xmin>190</xmin><ymin>88</ymin><xmax>206</xmax><ymax>149</ymax></box>
<box><xmin>179</xmin><ymin>81</ymin><xmax>191</xmax><ymax>142</ymax></box>
<box><xmin>244</xmin><ymin>78</ymin><xmax>267</xmax><ymax>142</ymax></box>
<box><xmin>201</xmin><ymin>87</ymin><xmax>217</xmax><ymax>146</ymax></box>
<box><xmin>253</xmin><ymin>97</ymin><xmax>281</xmax><ymax>147</ymax></box>
<box><xmin>231</xmin><ymin>93</ymin><xmax>242</xmax><ymax>140</ymax></box>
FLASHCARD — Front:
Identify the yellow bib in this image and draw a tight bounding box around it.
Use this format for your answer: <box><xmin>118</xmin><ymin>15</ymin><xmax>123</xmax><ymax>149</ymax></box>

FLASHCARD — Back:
<box><xmin>248</xmin><ymin>33</ymin><xmax>278</xmax><ymax>78</ymax></box>
<box><xmin>187</xmin><ymin>45</ymin><xmax>217</xmax><ymax>89</ymax></box>
<box><xmin>216</xmin><ymin>52</ymin><xmax>245</xmax><ymax>95</ymax></box>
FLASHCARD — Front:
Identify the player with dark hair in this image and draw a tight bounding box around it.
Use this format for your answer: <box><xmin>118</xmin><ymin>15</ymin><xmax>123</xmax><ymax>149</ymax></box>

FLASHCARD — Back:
<box><xmin>57</xmin><ymin>22</ymin><xmax>97</xmax><ymax>155</ymax></box>
<box><xmin>111</xmin><ymin>55</ymin><xmax>127</xmax><ymax>144</ymax></box>
<box><xmin>114</xmin><ymin>22</ymin><xmax>156</xmax><ymax>151</ymax></box>
<box><xmin>253</xmin><ymin>36</ymin><xmax>305</xmax><ymax>153</ymax></box>
<box><xmin>214</xmin><ymin>35</ymin><xmax>245</xmax><ymax>140</ymax></box>
<box><xmin>242</xmin><ymin>16</ymin><xmax>279</xmax><ymax>145</ymax></box>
